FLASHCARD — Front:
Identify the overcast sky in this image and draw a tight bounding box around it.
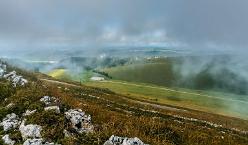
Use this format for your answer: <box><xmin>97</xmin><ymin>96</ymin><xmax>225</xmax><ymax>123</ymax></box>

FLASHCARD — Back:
<box><xmin>0</xmin><ymin>0</ymin><xmax>248</xmax><ymax>52</ymax></box>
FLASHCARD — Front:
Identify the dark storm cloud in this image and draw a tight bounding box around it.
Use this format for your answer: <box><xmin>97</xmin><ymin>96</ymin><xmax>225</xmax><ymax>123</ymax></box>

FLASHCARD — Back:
<box><xmin>0</xmin><ymin>0</ymin><xmax>248</xmax><ymax>50</ymax></box>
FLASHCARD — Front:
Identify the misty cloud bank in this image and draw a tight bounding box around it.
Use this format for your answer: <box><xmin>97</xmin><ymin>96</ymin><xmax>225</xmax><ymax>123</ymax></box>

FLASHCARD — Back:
<box><xmin>0</xmin><ymin>0</ymin><xmax>248</xmax><ymax>53</ymax></box>
<box><xmin>173</xmin><ymin>55</ymin><xmax>248</xmax><ymax>95</ymax></box>
<box><xmin>1</xmin><ymin>1</ymin><xmax>248</xmax><ymax>95</ymax></box>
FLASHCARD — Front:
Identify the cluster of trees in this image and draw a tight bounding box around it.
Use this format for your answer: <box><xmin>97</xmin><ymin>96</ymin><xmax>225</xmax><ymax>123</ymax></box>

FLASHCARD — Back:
<box><xmin>92</xmin><ymin>70</ymin><xmax>112</xmax><ymax>79</ymax></box>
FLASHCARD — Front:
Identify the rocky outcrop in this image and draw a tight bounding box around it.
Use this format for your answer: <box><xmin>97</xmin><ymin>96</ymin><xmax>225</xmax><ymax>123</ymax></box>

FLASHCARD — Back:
<box><xmin>23</xmin><ymin>138</ymin><xmax>43</xmax><ymax>145</ymax></box>
<box><xmin>40</xmin><ymin>96</ymin><xmax>52</xmax><ymax>105</ymax></box>
<box><xmin>2</xmin><ymin>134</ymin><xmax>15</xmax><ymax>145</ymax></box>
<box><xmin>3</xmin><ymin>71</ymin><xmax>28</xmax><ymax>87</ymax></box>
<box><xmin>40</xmin><ymin>96</ymin><xmax>59</xmax><ymax>105</ymax></box>
<box><xmin>44</xmin><ymin>106</ymin><xmax>60</xmax><ymax>114</ymax></box>
<box><xmin>0</xmin><ymin>62</ymin><xmax>27</xmax><ymax>87</ymax></box>
<box><xmin>19</xmin><ymin>119</ymin><xmax>42</xmax><ymax>139</ymax></box>
<box><xmin>44</xmin><ymin>142</ymin><xmax>60</xmax><ymax>145</ymax></box>
<box><xmin>5</xmin><ymin>103</ymin><xmax>15</xmax><ymax>109</ymax></box>
<box><xmin>23</xmin><ymin>139</ymin><xmax>60</xmax><ymax>145</ymax></box>
<box><xmin>103</xmin><ymin>135</ymin><xmax>149</xmax><ymax>145</ymax></box>
<box><xmin>23</xmin><ymin>109</ymin><xmax>37</xmax><ymax>116</ymax></box>
<box><xmin>65</xmin><ymin>109</ymin><xmax>93</xmax><ymax>133</ymax></box>
<box><xmin>0</xmin><ymin>93</ymin><xmax>96</xmax><ymax>144</ymax></box>
<box><xmin>0</xmin><ymin>113</ymin><xmax>20</xmax><ymax>131</ymax></box>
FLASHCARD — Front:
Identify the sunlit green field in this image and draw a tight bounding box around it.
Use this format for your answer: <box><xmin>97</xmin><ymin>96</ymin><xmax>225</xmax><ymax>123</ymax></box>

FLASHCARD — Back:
<box><xmin>84</xmin><ymin>80</ymin><xmax>248</xmax><ymax>119</ymax></box>
<box><xmin>102</xmin><ymin>62</ymin><xmax>175</xmax><ymax>86</ymax></box>
<box><xmin>47</xmin><ymin>68</ymin><xmax>93</xmax><ymax>82</ymax></box>
<box><xmin>46</xmin><ymin>66</ymin><xmax>248</xmax><ymax>119</ymax></box>
<box><xmin>48</xmin><ymin>69</ymin><xmax>70</xmax><ymax>79</ymax></box>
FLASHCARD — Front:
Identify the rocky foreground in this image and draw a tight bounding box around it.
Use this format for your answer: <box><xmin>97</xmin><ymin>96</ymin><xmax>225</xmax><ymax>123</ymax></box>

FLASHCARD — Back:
<box><xmin>1</xmin><ymin>95</ymin><xmax>148</xmax><ymax>145</ymax></box>
<box><xmin>0</xmin><ymin>62</ymin><xmax>149</xmax><ymax>145</ymax></box>
<box><xmin>0</xmin><ymin>62</ymin><xmax>28</xmax><ymax>87</ymax></box>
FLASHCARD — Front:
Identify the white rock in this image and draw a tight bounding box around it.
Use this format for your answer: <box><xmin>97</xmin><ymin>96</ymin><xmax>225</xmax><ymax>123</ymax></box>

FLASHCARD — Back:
<box><xmin>63</xmin><ymin>129</ymin><xmax>72</xmax><ymax>138</ymax></box>
<box><xmin>103</xmin><ymin>135</ymin><xmax>149</xmax><ymax>145</ymax></box>
<box><xmin>65</xmin><ymin>109</ymin><xmax>93</xmax><ymax>133</ymax></box>
<box><xmin>44</xmin><ymin>142</ymin><xmax>60</xmax><ymax>145</ymax></box>
<box><xmin>3</xmin><ymin>71</ymin><xmax>16</xmax><ymax>80</ymax></box>
<box><xmin>2</xmin><ymin>134</ymin><xmax>15</xmax><ymax>145</ymax></box>
<box><xmin>5</xmin><ymin>103</ymin><xmax>14</xmax><ymax>109</ymax></box>
<box><xmin>40</xmin><ymin>96</ymin><xmax>59</xmax><ymax>105</ymax></box>
<box><xmin>23</xmin><ymin>138</ymin><xmax>43</xmax><ymax>145</ymax></box>
<box><xmin>0</xmin><ymin>113</ymin><xmax>20</xmax><ymax>131</ymax></box>
<box><xmin>23</xmin><ymin>110</ymin><xmax>37</xmax><ymax>116</ymax></box>
<box><xmin>40</xmin><ymin>96</ymin><xmax>51</xmax><ymax>105</ymax></box>
<box><xmin>44</xmin><ymin>106</ymin><xmax>60</xmax><ymax>113</ymax></box>
<box><xmin>19</xmin><ymin>119</ymin><xmax>42</xmax><ymax>139</ymax></box>
<box><xmin>3</xmin><ymin>71</ymin><xmax>28</xmax><ymax>87</ymax></box>
<box><xmin>19</xmin><ymin>78</ymin><xmax>28</xmax><ymax>86</ymax></box>
<box><xmin>123</xmin><ymin>137</ymin><xmax>147</xmax><ymax>145</ymax></box>
<box><xmin>23</xmin><ymin>139</ymin><xmax>60</xmax><ymax>145</ymax></box>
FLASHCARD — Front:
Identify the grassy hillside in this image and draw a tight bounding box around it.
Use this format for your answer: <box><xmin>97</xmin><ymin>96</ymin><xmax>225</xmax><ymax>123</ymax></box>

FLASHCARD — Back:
<box><xmin>0</xmin><ymin>66</ymin><xmax>248</xmax><ymax>144</ymax></box>
<box><xmin>48</xmin><ymin>69</ymin><xmax>71</xmax><ymax>80</ymax></box>
<box><xmin>46</xmin><ymin>61</ymin><xmax>248</xmax><ymax>119</ymax></box>
<box><xmin>100</xmin><ymin>56</ymin><xmax>248</xmax><ymax>95</ymax></box>
<box><xmin>47</xmin><ymin>69</ymin><xmax>93</xmax><ymax>82</ymax></box>
<box><xmin>84</xmin><ymin>80</ymin><xmax>248</xmax><ymax>119</ymax></box>
<box><xmin>102</xmin><ymin>62</ymin><xmax>175</xmax><ymax>87</ymax></box>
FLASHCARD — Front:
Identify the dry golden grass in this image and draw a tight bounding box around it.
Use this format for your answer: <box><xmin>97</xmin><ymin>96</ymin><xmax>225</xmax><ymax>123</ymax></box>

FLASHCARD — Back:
<box><xmin>0</xmin><ymin>70</ymin><xmax>248</xmax><ymax>144</ymax></box>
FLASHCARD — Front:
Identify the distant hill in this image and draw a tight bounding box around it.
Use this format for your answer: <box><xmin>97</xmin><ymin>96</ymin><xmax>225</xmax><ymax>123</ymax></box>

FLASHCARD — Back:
<box><xmin>102</xmin><ymin>56</ymin><xmax>248</xmax><ymax>95</ymax></box>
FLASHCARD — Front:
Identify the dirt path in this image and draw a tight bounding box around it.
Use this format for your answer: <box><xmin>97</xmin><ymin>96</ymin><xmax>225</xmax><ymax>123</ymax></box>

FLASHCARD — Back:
<box><xmin>41</xmin><ymin>78</ymin><xmax>80</xmax><ymax>88</ymax></box>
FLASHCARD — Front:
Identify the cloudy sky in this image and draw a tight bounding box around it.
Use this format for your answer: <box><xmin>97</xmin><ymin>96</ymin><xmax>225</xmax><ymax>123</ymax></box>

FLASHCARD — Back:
<box><xmin>0</xmin><ymin>0</ymin><xmax>248</xmax><ymax>52</ymax></box>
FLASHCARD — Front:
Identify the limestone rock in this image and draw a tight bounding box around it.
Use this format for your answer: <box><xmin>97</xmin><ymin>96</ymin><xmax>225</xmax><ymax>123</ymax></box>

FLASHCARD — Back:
<box><xmin>19</xmin><ymin>119</ymin><xmax>42</xmax><ymax>139</ymax></box>
<box><xmin>23</xmin><ymin>110</ymin><xmax>37</xmax><ymax>116</ymax></box>
<box><xmin>40</xmin><ymin>96</ymin><xmax>59</xmax><ymax>105</ymax></box>
<box><xmin>5</xmin><ymin>103</ymin><xmax>15</xmax><ymax>109</ymax></box>
<box><xmin>3</xmin><ymin>71</ymin><xmax>28</xmax><ymax>87</ymax></box>
<box><xmin>103</xmin><ymin>135</ymin><xmax>149</xmax><ymax>145</ymax></box>
<box><xmin>65</xmin><ymin>109</ymin><xmax>93</xmax><ymax>133</ymax></box>
<box><xmin>23</xmin><ymin>139</ymin><xmax>60</xmax><ymax>145</ymax></box>
<box><xmin>2</xmin><ymin>134</ymin><xmax>15</xmax><ymax>145</ymax></box>
<box><xmin>0</xmin><ymin>113</ymin><xmax>20</xmax><ymax>131</ymax></box>
<box><xmin>23</xmin><ymin>139</ymin><xmax>43</xmax><ymax>145</ymax></box>
<box><xmin>40</xmin><ymin>96</ymin><xmax>52</xmax><ymax>105</ymax></box>
<box><xmin>44</xmin><ymin>106</ymin><xmax>60</xmax><ymax>113</ymax></box>
<box><xmin>44</xmin><ymin>142</ymin><xmax>61</xmax><ymax>145</ymax></box>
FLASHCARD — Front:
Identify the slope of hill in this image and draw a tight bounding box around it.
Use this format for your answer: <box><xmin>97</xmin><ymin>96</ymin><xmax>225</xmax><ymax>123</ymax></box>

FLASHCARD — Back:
<box><xmin>0</xmin><ymin>63</ymin><xmax>248</xmax><ymax>145</ymax></box>
<box><xmin>84</xmin><ymin>80</ymin><xmax>248</xmax><ymax>119</ymax></box>
<box><xmin>101</xmin><ymin>56</ymin><xmax>248</xmax><ymax>95</ymax></box>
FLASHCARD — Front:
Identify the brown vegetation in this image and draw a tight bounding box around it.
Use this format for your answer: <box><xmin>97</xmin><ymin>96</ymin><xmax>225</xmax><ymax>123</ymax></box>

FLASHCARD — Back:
<box><xmin>0</xmin><ymin>70</ymin><xmax>248</xmax><ymax>144</ymax></box>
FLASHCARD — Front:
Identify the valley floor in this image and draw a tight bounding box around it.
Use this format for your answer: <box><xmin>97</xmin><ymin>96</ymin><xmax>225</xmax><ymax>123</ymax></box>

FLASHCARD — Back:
<box><xmin>84</xmin><ymin>80</ymin><xmax>248</xmax><ymax>120</ymax></box>
<box><xmin>39</xmin><ymin>77</ymin><xmax>248</xmax><ymax>144</ymax></box>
